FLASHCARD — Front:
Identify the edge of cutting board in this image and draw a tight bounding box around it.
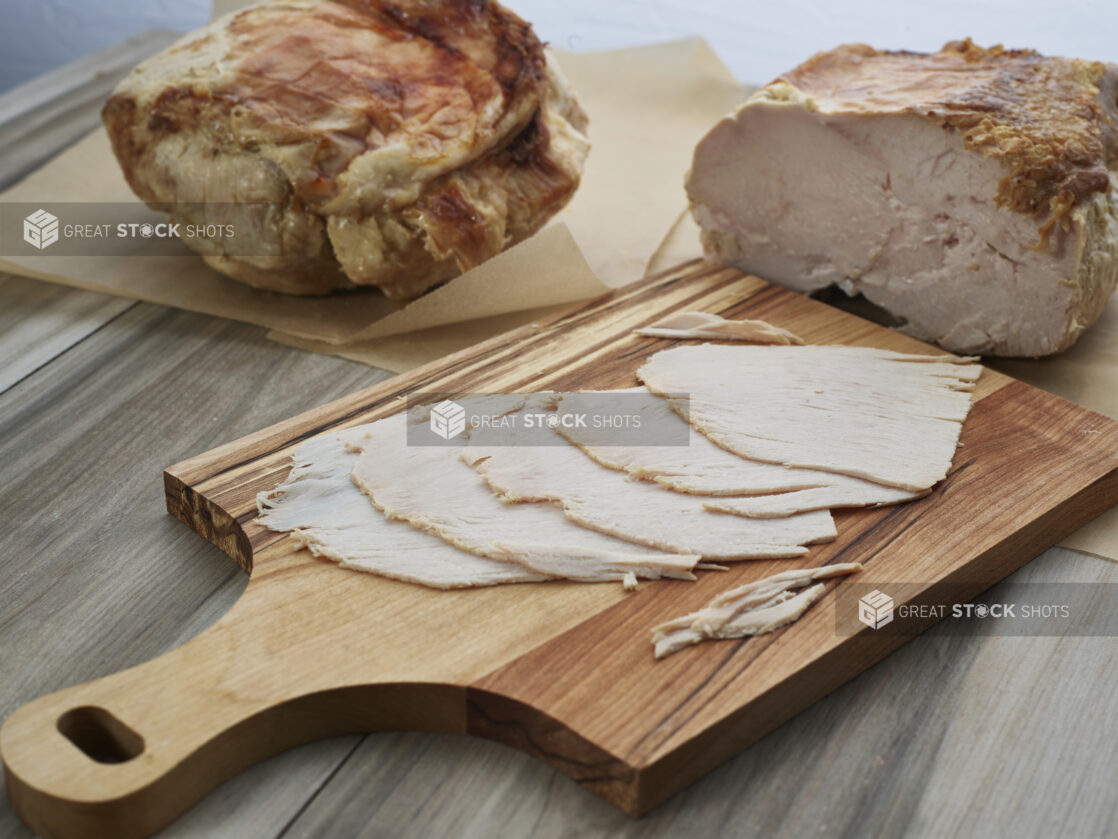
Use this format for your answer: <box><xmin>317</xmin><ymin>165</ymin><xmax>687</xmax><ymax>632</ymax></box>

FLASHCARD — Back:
<box><xmin>163</xmin><ymin>260</ymin><xmax>1118</xmax><ymax>816</ymax></box>
<box><xmin>7</xmin><ymin>261</ymin><xmax>1113</xmax><ymax>839</ymax></box>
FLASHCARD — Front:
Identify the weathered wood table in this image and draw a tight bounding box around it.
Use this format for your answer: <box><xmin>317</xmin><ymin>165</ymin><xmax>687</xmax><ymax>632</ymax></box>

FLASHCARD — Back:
<box><xmin>2</xmin><ymin>25</ymin><xmax>1116</xmax><ymax>839</ymax></box>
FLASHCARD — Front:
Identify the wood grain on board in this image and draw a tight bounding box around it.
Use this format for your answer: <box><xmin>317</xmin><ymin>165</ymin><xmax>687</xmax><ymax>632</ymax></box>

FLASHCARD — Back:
<box><xmin>4</xmin><ymin>261</ymin><xmax>1118</xmax><ymax>839</ymax></box>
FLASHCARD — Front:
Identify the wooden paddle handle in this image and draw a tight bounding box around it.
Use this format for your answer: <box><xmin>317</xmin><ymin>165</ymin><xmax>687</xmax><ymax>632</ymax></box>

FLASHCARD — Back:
<box><xmin>0</xmin><ymin>595</ymin><xmax>462</xmax><ymax>839</ymax></box>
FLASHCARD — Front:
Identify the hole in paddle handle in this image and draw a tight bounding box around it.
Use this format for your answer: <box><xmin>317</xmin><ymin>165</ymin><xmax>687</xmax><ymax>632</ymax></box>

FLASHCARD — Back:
<box><xmin>57</xmin><ymin>706</ymin><xmax>145</xmax><ymax>764</ymax></box>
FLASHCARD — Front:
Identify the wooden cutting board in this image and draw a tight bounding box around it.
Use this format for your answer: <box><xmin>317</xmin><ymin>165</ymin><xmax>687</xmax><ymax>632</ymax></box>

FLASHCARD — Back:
<box><xmin>5</xmin><ymin>260</ymin><xmax>1118</xmax><ymax>839</ymax></box>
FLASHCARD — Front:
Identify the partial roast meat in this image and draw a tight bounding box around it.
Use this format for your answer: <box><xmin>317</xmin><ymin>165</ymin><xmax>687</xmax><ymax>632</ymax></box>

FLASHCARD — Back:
<box><xmin>687</xmin><ymin>40</ymin><xmax>1118</xmax><ymax>356</ymax></box>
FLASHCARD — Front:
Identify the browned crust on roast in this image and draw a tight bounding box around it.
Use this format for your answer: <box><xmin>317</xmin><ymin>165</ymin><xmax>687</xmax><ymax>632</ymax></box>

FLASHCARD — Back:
<box><xmin>110</xmin><ymin>0</ymin><xmax>545</xmax><ymax>207</ymax></box>
<box><xmin>413</xmin><ymin>106</ymin><xmax>576</xmax><ymax>269</ymax></box>
<box><xmin>780</xmin><ymin>39</ymin><xmax>1115</xmax><ymax>244</ymax></box>
<box><xmin>101</xmin><ymin>0</ymin><xmax>584</xmax><ymax>298</ymax></box>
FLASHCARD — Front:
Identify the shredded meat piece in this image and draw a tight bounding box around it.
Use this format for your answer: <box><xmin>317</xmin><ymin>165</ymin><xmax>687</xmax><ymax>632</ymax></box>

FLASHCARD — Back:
<box><xmin>652</xmin><ymin>562</ymin><xmax>863</xmax><ymax>659</ymax></box>
<box><xmin>634</xmin><ymin>312</ymin><xmax>804</xmax><ymax>345</ymax></box>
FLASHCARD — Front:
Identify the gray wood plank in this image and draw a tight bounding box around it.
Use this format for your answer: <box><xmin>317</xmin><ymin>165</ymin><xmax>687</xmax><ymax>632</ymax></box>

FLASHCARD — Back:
<box><xmin>156</xmin><ymin>737</ymin><xmax>365</xmax><ymax>839</ymax></box>
<box><xmin>0</xmin><ymin>302</ymin><xmax>394</xmax><ymax>839</ymax></box>
<box><xmin>1</xmin><ymin>289</ymin><xmax>1115</xmax><ymax>839</ymax></box>
<box><xmin>0</xmin><ymin>273</ymin><xmax>135</xmax><ymax>394</ymax></box>
<box><xmin>277</xmin><ymin>549</ymin><xmax>1118</xmax><ymax>839</ymax></box>
<box><xmin>3</xmin><ymin>12</ymin><xmax>1114</xmax><ymax>839</ymax></box>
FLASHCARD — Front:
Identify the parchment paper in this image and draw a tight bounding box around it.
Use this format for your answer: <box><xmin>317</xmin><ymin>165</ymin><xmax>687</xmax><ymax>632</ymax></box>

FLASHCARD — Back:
<box><xmin>267</xmin><ymin>223</ymin><xmax>603</xmax><ymax>371</ymax></box>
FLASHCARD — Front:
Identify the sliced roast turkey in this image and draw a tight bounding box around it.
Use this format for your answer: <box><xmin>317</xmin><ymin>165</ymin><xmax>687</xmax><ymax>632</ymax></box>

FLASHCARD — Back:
<box><xmin>255</xmin><ymin>428</ymin><xmax>545</xmax><ymax>589</ymax></box>
<box><xmin>461</xmin><ymin>406</ymin><xmax>837</xmax><ymax>559</ymax></box>
<box><xmin>556</xmin><ymin>387</ymin><xmax>922</xmax><ymax>514</ymax></box>
<box><xmin>637</xmin><ymin>344</ymin><xmax>980</xmax><ymax>492</ymax></box>
<box><xmin>351</xmin><ymin>413</ymin><xmax>700</xmax><ymax>583</ymax></box>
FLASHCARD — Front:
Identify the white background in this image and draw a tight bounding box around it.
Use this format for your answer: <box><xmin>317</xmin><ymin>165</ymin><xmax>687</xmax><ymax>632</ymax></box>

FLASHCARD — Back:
<box><xmin>2</xmin><ymin>0</ymin><xmax>1118</xmax><ymax>92</ymax></box>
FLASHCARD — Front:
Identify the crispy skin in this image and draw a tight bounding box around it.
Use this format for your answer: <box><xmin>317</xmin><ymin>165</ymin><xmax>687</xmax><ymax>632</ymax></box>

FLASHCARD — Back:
<box><xmin>779</xmin><ymin>39</ymin><xmax>1115</xmax><ymax>243</ymax></box>
<box><xmin>102</xmin><ymin>0</ymin><xmax>589</xmax><ymax>297</ymax></box>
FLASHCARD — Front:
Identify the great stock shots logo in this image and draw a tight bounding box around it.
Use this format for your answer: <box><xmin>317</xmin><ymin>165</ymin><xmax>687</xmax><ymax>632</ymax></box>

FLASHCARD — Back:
<box><xmin>837</xmin><ymin>581</ymin><xmax>1116</xmax><ymax>637</ymax></box>
<box><xmin>22</xmin><ymin>209</ymin><xmax>59</xmax><ymax>250</ymax></box>
<box><xmin>858</xmin><ymin>589</ymin><xmax>895</xmax><ymax>630</ymax></box>
<box><xmin>429</xmin><ymin>399</ymin><xmax>467</xmax><ymax>440</ymax></box>
<box><xmin>407</xmin><ymin>392</ymin><xmax>690</xmax><ymax>447</ymax></box>
<box><xmin>2</xmin><ymin>203</ymin><xmax>264</xmax><ymax>257</ymax></box>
